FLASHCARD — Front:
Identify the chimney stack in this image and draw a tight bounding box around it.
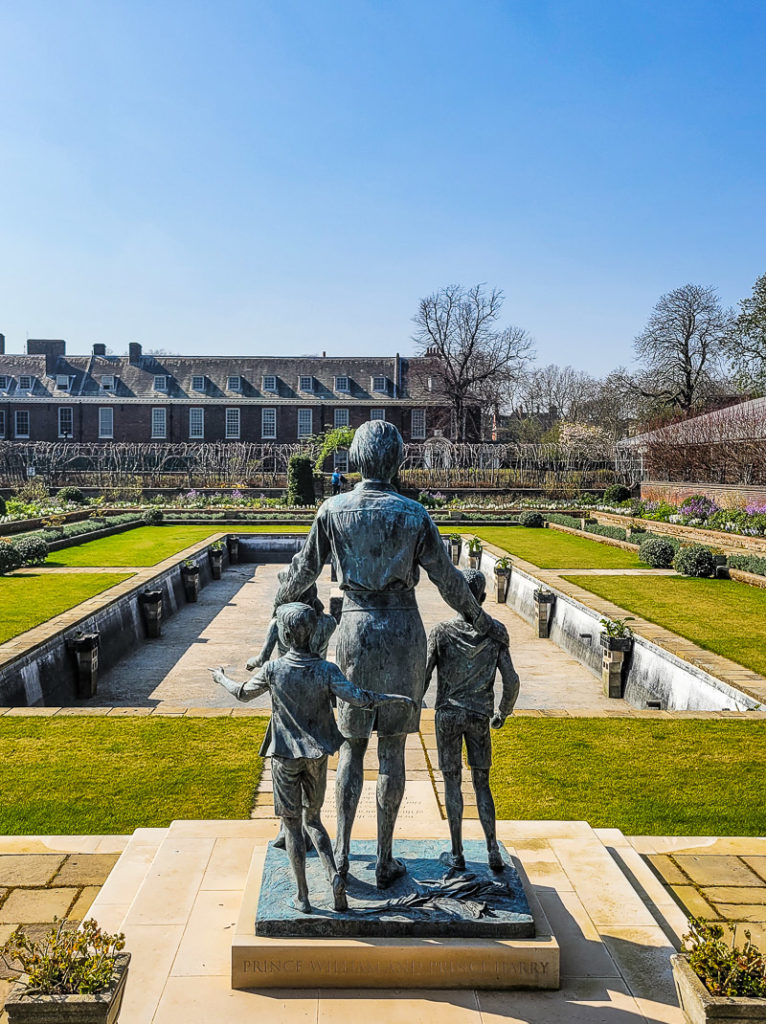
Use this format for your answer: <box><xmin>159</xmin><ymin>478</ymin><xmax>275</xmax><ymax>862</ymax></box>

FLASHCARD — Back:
<box><xmin>128</xmin><ymin>342</ymin><xmax>142</xmax><ymax>364</ymax></box>
<box><xmin>92</xmin><ymin>343</ymin><xmax>107</xmax><ymax>357</ymax></box>
<box><xmin>0</xmin><ymin>334</ymin><xmax>5</xmax><ymax>355</ymax></box>
<box><xmin>27</xmin><ymin>339</ymin><xmax>66</xmax><ymax>374</ymax></box>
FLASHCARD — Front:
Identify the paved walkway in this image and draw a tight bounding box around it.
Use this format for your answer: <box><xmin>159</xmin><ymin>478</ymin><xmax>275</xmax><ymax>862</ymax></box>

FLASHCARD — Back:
<box><xmin>88</xmin><ymin>562</ymin><xmax>609</xmax><ymax>711</ymax></box>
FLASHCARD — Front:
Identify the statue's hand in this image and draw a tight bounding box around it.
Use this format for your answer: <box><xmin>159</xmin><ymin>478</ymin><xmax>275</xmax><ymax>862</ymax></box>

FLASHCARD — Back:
<box><xmin>246</xmin><ymin>654</ymin><xmax>264</xmax><ymax>671</ymax></box>
<box><xmin>490</xmin><ymin>713</ymin><xmax>506</xmax><ymax>730</ymax></box>
<box><xmin>210</xmin><ymin>667</ymin><xmax>227</xmax><ymax>687</ymax></box>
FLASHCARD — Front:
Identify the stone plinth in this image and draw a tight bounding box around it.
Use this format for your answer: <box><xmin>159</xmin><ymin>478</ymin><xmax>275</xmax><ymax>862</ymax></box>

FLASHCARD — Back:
<box><xmin>232</xmin><ymin>842</ymin><xmax>559</xmax><ymax>990</ymax></box>
<box><xmin>255</xmin><ymin>839</ymin><xmax>535</xmax><ymax>939</ymax></box>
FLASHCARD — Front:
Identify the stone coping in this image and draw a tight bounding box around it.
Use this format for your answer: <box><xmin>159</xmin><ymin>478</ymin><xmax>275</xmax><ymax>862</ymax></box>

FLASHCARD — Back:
<box><xmin>0</xmin><ymin>532</ymin><xmax>229</xmax><ymax>670</ymax></box>
<box><xmin>475</xmin><ymin>537</ymin><xmax>766</xmax><ymax>708</ymax></box>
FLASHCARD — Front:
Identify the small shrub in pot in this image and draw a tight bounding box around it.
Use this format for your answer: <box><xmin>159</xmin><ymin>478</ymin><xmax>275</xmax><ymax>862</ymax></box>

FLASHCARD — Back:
<box><xmin>638</xmin><ymin>535</ymin><xmax>675</xmax><ymax>568</ymax></box>
<box><xmin>674</xmin><ymin>544</ymin><xmax>715</xmax><ymax>578</ymax></box>
<box><xmin>519</xmin><ymin>510</ymin><xmax>544</xmax><ymax>528</ymax></box>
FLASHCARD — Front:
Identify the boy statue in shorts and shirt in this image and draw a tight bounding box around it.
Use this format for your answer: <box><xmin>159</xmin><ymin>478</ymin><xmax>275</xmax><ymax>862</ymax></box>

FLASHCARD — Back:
<box><xmin>424</xmin><ymin>569</ymin><xmax>520</xmax><ymax>873</ymax></box>
<box><xmin>212</xmin><ymin>602</ymin><xmax>413</xmax><ymax>915</ymax></box>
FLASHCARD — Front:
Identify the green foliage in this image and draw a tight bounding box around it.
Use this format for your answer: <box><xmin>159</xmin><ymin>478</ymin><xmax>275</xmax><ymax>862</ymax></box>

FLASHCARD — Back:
<box><xmin>603</xmin><ymin>484</ymin><xmax>632</xmax><ymax>503</ymax></box>
<box><xmin>0</xmin><ymin>716</ymin><xmax>268</xmax><ymax>833</ymax></box>
<box><xmin>287</xmin><ymin>454</ymin><xmax>315</xmax><ymax>506</ymax></box>
<box><xmin>728</xmin><ymin>553</ymin><xmax>766</xmax><ymax>577</ymax></box>
<box><xmin>563</xmin><ymin>574</ymin><xmax>766</xmax><ymax>678</ymax></box>
<box><xmin>586</xmin><ymin>523</ymin><xmax>627</xmax><ymax>541</ymax></box>
<box><xmin>467</xmin><ymin>536</ymin><xmax>483</xmax><ymax>554</ymax></box>
<box><xmin>519</xmin><ymin>510</ymin><xmax>545</xmax><ymax>528</ymax></box>
<box><xmin>674</xmin><ymin>543</ymin><xmax>716</xmax><ymax>578</ymax></box>
<box><xmin>312</xmin><ymin>426</ymin><xmax>355</xmax><ymax>473</ymax></box>
<box><xmin>683</xmin><ymin>918</ymin><xmax>766</xmax><ymax>998</ymax></box>
<box><xmin>638</xmin><ymin>535</ymin><xmax>676</xmax><ymax>568</ymax></box>
<box><xmin>142</xmin><ymin>507</ymin><xmax>164</xmax><ymax>525</ymax></box>
<box><xmin>546</xmin><ymin>513</ymin><xmax>583</xmax><ymax>530</ymax></box>
<box><xmin>14</xmin><ymin>478</ymin><xmax>50</xmax><ymax>503</ymax></box>
<box><xmin>56</xmin><ymin>486</ymin><xmax>86</xmax><ymax>504</ymax></box>
<box><xmin>1</xmin><ymin>918</ymin><xmax>126</xmax><ymax>996</ymax></box>
<box><xmin>494</xmin><ymin>556</ymin><xmax>512</xmax><ymax>571</ymax></box>
<box><xmin>490</xmin><ymin>719</ymin><xmax>766</xmax><ymax>834</ymax></box>
<box><xmin>599</xmin><ymin>616</ymin><xmax>634</xmax><ymax>638</ymax></box>
<box><xmin>12</xmin><ymin>535</ymin><xmax>49</xmax><ymax>566</ymax></box>
<box><xmin>0</xmin><ymin>540</ymin><xmax>23</xmax><ymax>574</ymax></box>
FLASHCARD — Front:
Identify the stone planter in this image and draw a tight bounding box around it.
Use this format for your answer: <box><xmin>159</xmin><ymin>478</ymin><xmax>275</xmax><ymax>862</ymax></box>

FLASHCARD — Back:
<box><xmin>468</xmin><ymin>550</ymin><xmax>482</xmax><ymax>570</ymax></box>
<box><xmin>209</xmin><ymin>549</ymin><xmax>223</xmax><ymax>580</ymax></box>
<box><xmin>449</xmin><ymin>538</ymin><xmax>462</xmax><ymax>566</ymax></box>
<box><xmin>181</xmin><ymin>565</ymin><xmax>201</xmax><ymax>603</ymax></box>
<box><xmin>671</xmin><ymin>952</ymin><xmax>766</xmax><ymax>1023</ymax></box>
<box><xmin>226</xmin><ymin>536</ymin><xmax>239</xmax><ymax>564</ymax></box>
<box><xmin>494</xmin><ymin>568</ymin><xmax>510</xmax><ymax>603</ymax></box>
<box><xmin>600</xmin><ymin>634</ymin><xmax>633</xmax><ymax>698</ymax></box>
<box><xmin>5</xmin><ymin>953</ymin><xmax>131</xmax><ymax>1024</ymax></box>
<box><xmin>67</xmin><ymin>632</ymin><xmax>100</xmax><ymax>699</ymax></box>
<box><xmin>534</xmin><ymin>591</ymin><xmax>555</xmax><ymax>639</ymax></box>
<box><xmin>138</xmin><ymin>590</ymin><xmax>163</xmax><ymax>639</ymax></box>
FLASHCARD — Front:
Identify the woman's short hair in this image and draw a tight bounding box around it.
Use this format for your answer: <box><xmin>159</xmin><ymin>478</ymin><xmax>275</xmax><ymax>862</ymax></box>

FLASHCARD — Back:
<box><xmin>349</xmin><ymin>421</ymin><xmax>404</xmax><ymax>482</ymax></box>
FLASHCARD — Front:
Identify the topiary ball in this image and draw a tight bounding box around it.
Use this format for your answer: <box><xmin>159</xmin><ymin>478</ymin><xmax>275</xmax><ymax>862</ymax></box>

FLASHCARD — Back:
<box><xmin>603</xmin><ymin>484</ymin><xmax>632</xmax><ymax>504</ymax></box>
<box><xmin>0</xmin><ymin>541</ymin><xmax>23</xmax><ymax>574</ymax></box>
<box><xmin>673</xmin><ymin>544</ymin><xmax>716</xmax><ymax>578</ymax></box>
<box><xmin>519</xmin><ymin>510</ymin><xmax>545</xmax><ymax>528</ymax></box>
<box><xmin>12</xmin><ymin>535</ymin><xmax>49</xmax><ymax>566</ymax></box>
<box><xmin>142</xmin><ymin>508</ymin><xmax>164</xmax><ymax>526</ymax></box>
<box><xmin>57</xmin><ymin>486</ymin><xmax>86</xmax><ymax>504</ymax></box>
<box><xmin>638</xmin><ymin>536</ymin><xmax>675</xmax><ymax>569</ymax></box>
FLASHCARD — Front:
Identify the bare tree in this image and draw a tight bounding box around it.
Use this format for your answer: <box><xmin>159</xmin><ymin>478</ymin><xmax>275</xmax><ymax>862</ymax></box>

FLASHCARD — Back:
<box><xmin>411</xmin><ymin>284</ymin><xmax>534</xmax><ymax>441</ymax></box>
<box><xmin>628</xmin><ymin>284</ymin><xmax>735</xmax><ymax>413</ymax></box>
<box><xmin>731</xmin><ymin>271</ymin><xmax>766</xmax><ymax>395</ymax></box>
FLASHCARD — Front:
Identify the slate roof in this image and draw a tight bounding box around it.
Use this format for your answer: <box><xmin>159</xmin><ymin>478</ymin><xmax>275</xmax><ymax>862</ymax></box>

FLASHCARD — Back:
<box><xmin>0</xmin><ymin>345</ymin><xmax>450</xmax><ymax>404</ymax></box>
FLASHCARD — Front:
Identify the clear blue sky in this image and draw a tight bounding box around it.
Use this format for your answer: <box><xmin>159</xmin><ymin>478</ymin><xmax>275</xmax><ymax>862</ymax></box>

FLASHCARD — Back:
<box><xmin>1</xmin><ymin>0</ymin><xmax>764</xmax><ymax>373</ymax></box>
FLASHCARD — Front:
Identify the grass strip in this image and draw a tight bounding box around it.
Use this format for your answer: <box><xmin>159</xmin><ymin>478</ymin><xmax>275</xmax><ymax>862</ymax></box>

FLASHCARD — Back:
<box><xmin>0</xmin><ymin>573</ymin><xmax>132</xmax><ymax>644</ymax></box>
<box><xmin>48</xmin><ymin>524</ymin><xmax>310</xmax><ymax>567</ymax></box>
<box><xmin>491</xmin><ymin>718</ymin><xmax>766</xmax><ymax>834</ymax></box>
<box><xmin>0</xmin><ymin>716</ymin><xmax>268</xmax><ymax>834</ymax></box>
<box><xmin>456</xmin><ymin>525</ymin><xmax>643</xmax><ymax>569</ymax></box>
<box><xmin>563</xmin><ymin>574</ymin><xmax>766</xmax><ymax>678</ymax></box>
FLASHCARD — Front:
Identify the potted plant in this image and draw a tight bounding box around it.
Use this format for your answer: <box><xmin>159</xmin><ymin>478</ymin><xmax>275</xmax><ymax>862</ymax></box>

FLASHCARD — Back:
<box><xmin>448</xmin><ymin>533</ymin><xmax>462</xmax><ymax>566</ymax></box>
<box><xmin>493</xmin><ymin>556</ymin><xmax>512</xmax><ymax>603</ymax></box>
<box><xmin>209</xmin><ymin>541</ymin><xmax>224</xmax><ymax>580</ymax></box>
<box><xmin>467</xmin><ymin>536</ymin><xmax>483</xmax><ymax>570</ymax></box>
<box><xmin>180</xmin><ymin>558</ymin><xmax>201</xmax><ymax>602</ymax></box>
<box><xmin>599</xmin><ymin>616</ymin><xmax>634</xmax><ymax>699</ymax></box>
<box><xmin>671</xmin><ymin>917</ymin><xmax>766</xmax><ymax>1023</ymax></box>
<box><xmin>534</xmin><ymin>586</ymin><xmax>555</xmax><ymax>638</ymax></box>
<box><xmin>599</xmin><ymin>616</ymin><xmax>635</xmax><ymax>652</ymax></box>
<box><xmin>1</xmin><ymin>917</ymin><xmax>130</xmax><ymax>1024</ymax></box>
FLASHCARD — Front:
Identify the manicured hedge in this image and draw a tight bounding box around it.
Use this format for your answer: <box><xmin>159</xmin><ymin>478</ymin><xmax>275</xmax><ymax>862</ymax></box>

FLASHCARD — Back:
<box><xmin>728</xmin><ymin>554</ymin><xmax>766</xmax><ymax>578</ymax></box>
<box><xmin>546</xmin><ymin>513</ymin><xmax>582</xmax><ymax>530</ymax></box>
<box><xmin>585</xmin><ymin>523</ymin><xmax>627</xmax><ymax>542</ymax></box>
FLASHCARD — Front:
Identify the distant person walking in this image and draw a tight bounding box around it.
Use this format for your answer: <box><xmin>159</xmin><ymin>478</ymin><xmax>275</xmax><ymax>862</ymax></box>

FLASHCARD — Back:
<box><xmin>331</xmin><ymin>469</ymin><xmax>342</xmax><ymax>495</ymax></box>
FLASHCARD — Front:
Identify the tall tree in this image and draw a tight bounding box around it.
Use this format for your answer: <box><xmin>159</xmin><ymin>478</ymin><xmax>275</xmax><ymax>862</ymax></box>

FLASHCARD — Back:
<box><xmin>628</xmin><ymin>283</ymin><xmax>734</xmax><ymax>412</ymax></box>
<box><xmin>731</xmin><ymin>272</ymin><xmax>766</xmax><ymax>394</ymax></box>
<box><xmin>411</xmin><ymin>284</ymin><xmax>534</xmax><ymax>441</ymax></box>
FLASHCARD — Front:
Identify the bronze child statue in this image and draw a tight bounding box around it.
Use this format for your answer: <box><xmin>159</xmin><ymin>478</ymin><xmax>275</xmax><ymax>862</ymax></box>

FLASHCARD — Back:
<box><xmin>424</xmin><ymin>569</ymin><xmax>520</xmax><ymax>873</ymax></box>
<box><xmin>211</xmin><ymin>602</ymin><xmax>413</xmax><ymax>915</ymax></box>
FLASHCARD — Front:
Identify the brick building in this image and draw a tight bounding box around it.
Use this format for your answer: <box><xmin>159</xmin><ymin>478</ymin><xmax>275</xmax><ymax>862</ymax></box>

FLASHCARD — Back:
<box><xmin>0</xmin><ymin>338</ymin><xmax>479</xmax><ymax>465</ymax></box>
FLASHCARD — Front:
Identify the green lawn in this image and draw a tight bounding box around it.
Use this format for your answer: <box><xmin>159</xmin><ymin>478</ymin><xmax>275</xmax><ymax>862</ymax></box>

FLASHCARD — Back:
<box><xmin>452</xmin><ymin>525</ymin><xmax>643</xmax><ymax>569</ymax></box>
<box><xmin>0</xmin><ymin>573</ymin><xmax>132</xmax><ymax>644</ymax></box>
<box><xmin>49</xmin><ymin>524</ymin><xmax>310</xmax><ymax>567</ymax></box>
<box><xmin>0</xmin><ymin>717</ymin><xmax>269</xmax><ymax>833</ymax></box>
<box><xmin>492</xmin><ymin>719</ymin><xmax>766</xmax><ymax>834</ymax></box>
<box><xmin>564</xmin><ymin>575</ymin><xmax>766</xmax><ymax>678</ymax></box>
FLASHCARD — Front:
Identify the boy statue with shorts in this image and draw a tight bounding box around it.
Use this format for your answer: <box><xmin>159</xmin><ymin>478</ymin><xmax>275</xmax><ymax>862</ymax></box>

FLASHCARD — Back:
<box><xmin>424</xmin><ymin>569</ymin><xmax>520</xmax><ymax>873</ymax></box>
<box><xmin>212</xmin><ymin>602</ymin><xmax>413</xmax><ymax>914</ymax></box>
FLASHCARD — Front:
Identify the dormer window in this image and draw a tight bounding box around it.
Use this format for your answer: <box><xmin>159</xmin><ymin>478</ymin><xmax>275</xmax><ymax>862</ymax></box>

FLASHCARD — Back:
<box><xmin>55</xmin><ymin>374</ymin><xmax>70</xmax><ymax>391</ymax></box>
<box><xmin>191</xmin><ymin>375</ymin><xmax>206</xmax><ymax>392</ymax></box>
<box><xmin>19</xmin><ymin>374</ymin><xmax>34</xmax><ymax>391</ymax></box>
<box><xmin>299</xmin><ymin>375</ymin><xmax>313</xmax><ymax>392</ymax></box>
<box><xmin>372</xmin><ymin>375</ymin><xmax>387</xmax><ymax>393</ymax></box>
<box><xmin>227</xmin><ymin>375</ymin><xmax>241</xmax><ymax>392</ymax></box>
<box><xmin>0</xmin><ymin>375</ymin><xmax>10</xmax><ymax>391</ymax></box>
<box><xmin>154</xmin><ymin>375</ymin><xmax>168</xmax><ymax>392</ymax></box>
<box><xmin>100</xmin><ymin>375</ymin><xmax>116</xmax><ymax>391</ymax></box>
<box><xmin>262</xmin><ymin>375</ymin><xmax>277</xmax><ymax>392</ymax></box>
<box><xmin>334</xmin><ymin>375</ymin><xmax>350</xmax><ymax>392</ymax></box>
